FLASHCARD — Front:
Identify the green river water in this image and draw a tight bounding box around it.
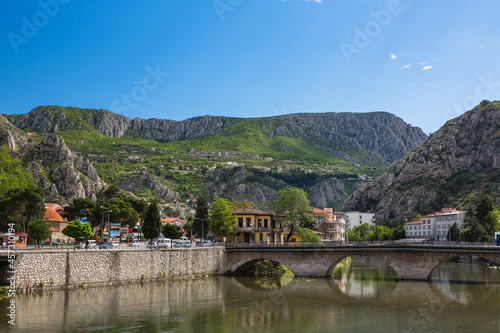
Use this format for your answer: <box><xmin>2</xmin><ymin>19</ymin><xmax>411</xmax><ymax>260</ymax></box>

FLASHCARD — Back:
<box><xmin>1</xmin><ymin>256</ymin><xmax>500</xmax><ymax>332</ymax></box>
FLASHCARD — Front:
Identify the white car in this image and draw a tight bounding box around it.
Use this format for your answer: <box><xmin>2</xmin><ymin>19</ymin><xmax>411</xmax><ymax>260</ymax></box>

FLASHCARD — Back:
<box><xmin>128</xmin><ymin>241</ymin><xmax>140</xmax><ymax>247</ymax></box>
<box><xmin>110</xmin><ymin>241</ymin><xmax>119</xmax><ymax>247</ymax></box>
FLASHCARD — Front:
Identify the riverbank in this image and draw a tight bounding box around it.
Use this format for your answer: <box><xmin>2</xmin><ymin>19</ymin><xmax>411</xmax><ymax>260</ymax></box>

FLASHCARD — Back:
<box><xmin>1</xmin><ymin>247</ymin><xmax>226</xmax><ymax>293</ymax></box>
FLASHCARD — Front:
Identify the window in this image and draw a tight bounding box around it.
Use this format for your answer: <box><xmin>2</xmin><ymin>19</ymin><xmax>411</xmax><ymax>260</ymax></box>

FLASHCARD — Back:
<box><xmin>264</xmin><ymin>219</ymin><xmax>268</xmax><ymax>228</ymax></box>
<box><xmin>246</xmin><ymin>217</ymin><xmax>251</xmax><ymax>227</ymax></box>
<box><xmin>259</xmin><ymin>233</ymin><xmax>263</xmax><ymax>241</ymax></box>
<box><xmin>238</xmin><ymin>217</ymin><xmax>243</xmax><ymax>227</ymax></box>
<box><xmin>258</xmin><ymin>219</ymin><xmax>262</xmax><ymax>228</ymax></box>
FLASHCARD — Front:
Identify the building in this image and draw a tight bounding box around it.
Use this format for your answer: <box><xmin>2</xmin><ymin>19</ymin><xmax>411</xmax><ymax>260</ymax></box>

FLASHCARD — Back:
<box><xmin>313</xmin><ymin>208</ymin><xmax>346</xmax><ymax>241</ymax></box>
<box><xmin>227</xmin><ymin>206</ymin><xmax>301</xmax><ymax>244</ymax></box>
<box><xmin>343</xmin><ymin>211</ymin><xmax>376</xmax><ymax>227</ymax></box>
<box><xmin>43</xmin><ymin>207</ymin><xmax>70</xmax><ymax>243</ymax></box>
<box><xmin>404</xmin><ymin>207</ymin><xmax>466</xmax><ymax>240</ymax></box>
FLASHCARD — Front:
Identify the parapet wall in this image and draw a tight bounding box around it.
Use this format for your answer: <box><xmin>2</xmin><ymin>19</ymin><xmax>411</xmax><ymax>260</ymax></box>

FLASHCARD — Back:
<box><xmin>8</xmin><ymin>247</ymin><xmax>226</xmax><ymax>292</ymax></box>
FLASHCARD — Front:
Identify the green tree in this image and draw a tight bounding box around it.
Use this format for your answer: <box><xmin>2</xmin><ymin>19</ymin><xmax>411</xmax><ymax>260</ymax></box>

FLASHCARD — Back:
<box><xmin>193</xmin><ymin>195</ymin><xmax>210</xmax><ymax>238</ymax></box>
<box><xmin>162</xmin><ymin>223</ymin><xmax>183</xmax><ymax>239</ymax></box>
<box><xmin>183</xmin><ymin>219</ymin><xmax>194</xmax><ymax>238</ymax></box>
<box><xmin>294</xmin><ymin>225</ymin><xmax>320</xmax><ymax>242</ymax></box>
<box><xmin>447</xmin><ymin>222</ymin><xmax>460</xmax><ymax>241</ymax></box>
<box><xmin>475</xmin><ymin>195</ymin><xmax>494</xmax><ymax>222</ymax></box>
<box><xmin>0</xmin><ymin>186</ymin><xmax>45</xmax><ymax>233</ymax></box>
<box><xmin>102</xmin><ymin>197</ymin><xmax>139</xmax><ymax>229</ymax></box>
<box><xmin>483</xmin><ymin>209</ymin><xmax>500</xmax><ymax>236</ymax></box>
<box><xmin>0</xmin><ymin>145</ymin><xmax>35</xmax><ymax>196</ymax></box>
<box><xmin>210</xmin><ymin>198</ymin><xmax>235</xmax><ymax>239</ymax></box>
<box><xmin>391</xmin><ymin>225</ymin><xmax>406</xmax><ymax>240</ymax></box>
<box><xmin>142</xmin><ymin>200</ymin><xmax>162</xmax><ymax>243</ymax></box>
<box><xmin>26</xmin><ymin>216</ymin><xmax>51</xmax><ymax>246</ymax></box>
<box><xmin>62</xmin><ymin>220</ymin><xmax>93</xmax><ymax>241</ymax></box>
<box><xmin>273</xmin><ymin>187</ymin><xmax>312</xmax><ymax>242</ymax></box>
<box><xmin>63</xmin><ymin>198</ymin><xmax>97</xmax><ymax>227</ymax></box>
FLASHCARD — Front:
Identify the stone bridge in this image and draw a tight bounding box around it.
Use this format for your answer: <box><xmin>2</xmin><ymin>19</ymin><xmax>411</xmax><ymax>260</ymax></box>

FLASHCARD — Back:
<box><xmin>225</xmin><ymin>244</ymin><xmax>500</xmax><ymax>280</ymax></box>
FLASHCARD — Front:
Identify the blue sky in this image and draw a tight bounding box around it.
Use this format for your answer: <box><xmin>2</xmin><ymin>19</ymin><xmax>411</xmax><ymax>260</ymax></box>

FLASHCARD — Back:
<box><xmin>1</xmin><ymin>0</ymin><xmax>499</xmax><ymax>134</ymax></box>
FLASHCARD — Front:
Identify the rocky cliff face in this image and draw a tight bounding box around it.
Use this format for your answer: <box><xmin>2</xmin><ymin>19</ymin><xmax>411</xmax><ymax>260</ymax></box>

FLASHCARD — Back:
<box><xmin>7</xmin><ymin>105</ymin><xmax>426</xmax><ymax>164</ymax></box>
<box><xmin>343</xmin><ymin>100</ymin><xmax>500</xmax><ymax>219</ymax></box>
<box><xmin>0</xmin><ymin>114</ymin><xmax>105</xmax><ymax>204</ymax></box>
<box><xmin>117</xmin><ymin>171</ymin><xmax>177</xmax><ymax>200</ymax></box>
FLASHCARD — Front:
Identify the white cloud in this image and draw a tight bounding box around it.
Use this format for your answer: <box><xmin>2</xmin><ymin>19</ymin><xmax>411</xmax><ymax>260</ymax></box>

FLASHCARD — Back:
<box><xmin>390</xmin><ymin>53</ymin><xmax>397</xmax><ymax>60</ymax></box>
<box><xmin>401</xmin><ymin>64</ymin><xmax>412</xmax><ymax>69</ymax></box>
<box><xmin>422</xmin><ymin>66</ymin><xmax>433</xmax><ymax>70</ymax></box>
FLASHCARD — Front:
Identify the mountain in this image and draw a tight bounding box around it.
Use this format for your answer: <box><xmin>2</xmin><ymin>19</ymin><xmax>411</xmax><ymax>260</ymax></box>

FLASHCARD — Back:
<box><xmin>0</xmin><ymin>114</ymin><xmax>105</xmax><ymax>205</ymax></box>
<box><xmin>1</xmin><ymin>105</ymin><xmax>427</xmax><ymax>209</ymax></box>
<box><xmin>343</xmin><ymin>100</ymin><xmax>500</xmax><ymax>220</ymax></box>
<box><xmin>4</xmin><ymin>105</ymin><xmax>427</xmax><ymax>165</ymax></box>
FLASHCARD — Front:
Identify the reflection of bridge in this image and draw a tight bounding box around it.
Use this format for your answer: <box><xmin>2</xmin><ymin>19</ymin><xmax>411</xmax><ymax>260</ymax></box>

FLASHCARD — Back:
<box><xmin>225</xmin><ymin>243</ymin><xmax>500</xmax><ymax>280</ymax></box>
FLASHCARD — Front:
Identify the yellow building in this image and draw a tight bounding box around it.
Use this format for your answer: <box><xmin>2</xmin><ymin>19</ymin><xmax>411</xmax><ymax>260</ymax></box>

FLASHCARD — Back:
<box><xmin>224</xmin><ymin>206</ymin><xmax>302</xmax><ymax>243</ymax></box>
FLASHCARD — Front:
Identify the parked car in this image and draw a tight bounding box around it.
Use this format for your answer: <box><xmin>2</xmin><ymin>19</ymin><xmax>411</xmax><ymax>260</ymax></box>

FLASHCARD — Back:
<box><xmin>110</xmin><ymin>241</ymin><xmax>119</xmax><ymax>247</ymax></box>
<box><xmin>88</xmin><ymin>240</ymin><xmax>97</xmax><ymax>248</ymax></box>
<box><xmin>128</xmin><ymin>241</ymin><xmax>140</xmax><ymax>248</ymax></box>
<box><xmin>99</xmin><ymin>242</ymin><xmax>113</xmax><ymax>249</ymax></box>
<box><xmin>147</xmin><ymin>241</ymin><xmax>158</xmax><ymax>249</ymax></box>
<box><xmin>173</xmin><ymin>241</ymin><xmax>191</xmax><ymax>248</ymax></box>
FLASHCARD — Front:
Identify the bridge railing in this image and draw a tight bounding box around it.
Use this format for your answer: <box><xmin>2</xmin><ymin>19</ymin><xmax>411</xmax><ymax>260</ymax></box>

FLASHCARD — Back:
<box><xmin>224</xmin><ymin>240</ymin><xmax>498</xmax><ymax>248</ymax></box>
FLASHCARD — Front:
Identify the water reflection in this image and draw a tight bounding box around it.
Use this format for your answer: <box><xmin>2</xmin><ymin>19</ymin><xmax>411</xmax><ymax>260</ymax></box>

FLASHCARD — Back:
<box><xmin>0</xmin><ymin>260</ymin><xmax>499</xmax><ymax>332</ymax></box>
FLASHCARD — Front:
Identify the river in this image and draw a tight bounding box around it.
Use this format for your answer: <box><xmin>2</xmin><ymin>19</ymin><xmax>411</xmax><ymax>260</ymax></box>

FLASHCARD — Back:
<box><xmin>1</xmin><ymin>256</ymin><xmax>500</xmax><ymax>332</ymax></box>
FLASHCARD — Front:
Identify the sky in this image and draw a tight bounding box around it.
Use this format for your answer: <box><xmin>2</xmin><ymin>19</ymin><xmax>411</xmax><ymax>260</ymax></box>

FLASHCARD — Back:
<box><xmin>1</xmin><ymin>0</ymin><xmax>499</xmax><ymax>134</ymax></box>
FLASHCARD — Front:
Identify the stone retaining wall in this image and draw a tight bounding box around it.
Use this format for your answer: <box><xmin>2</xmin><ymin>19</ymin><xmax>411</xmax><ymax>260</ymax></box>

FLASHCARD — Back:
<box><xmin>9</xmin><ymin>247</ymin><xmax>226</xmax><ymax>292</ymax></box>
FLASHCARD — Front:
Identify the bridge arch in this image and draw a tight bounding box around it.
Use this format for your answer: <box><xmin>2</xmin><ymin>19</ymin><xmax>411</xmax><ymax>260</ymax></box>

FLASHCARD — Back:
<box><xmin>429</xmin><ymin>253</ymin><xmax>500</xmax><ymax>281</ymax></box>
<box><xmin>225</xmin><ymin>246</ymin><xmax>500</xmax><ymax>280</ymax></box>
<box><xmin>326</xmin><ymin>253</ymin><xmax>399</xmax><ymax>278</ymax></box>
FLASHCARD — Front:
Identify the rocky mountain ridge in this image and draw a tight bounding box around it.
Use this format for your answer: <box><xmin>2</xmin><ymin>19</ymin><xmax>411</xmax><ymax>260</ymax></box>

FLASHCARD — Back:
<box><xmin>4</xmin><ymin>105</ymin><xmax>427</xmax><ymax>164</ymax></box>
<box><xmin>0</xmin><ymin>116</ymin><xmax>105</xmax><ymax>205</ymax></box>
<box><xmin>343</xmin><ymin>100</ymin><xmax>500</xmax><ymax>219</ymax></box>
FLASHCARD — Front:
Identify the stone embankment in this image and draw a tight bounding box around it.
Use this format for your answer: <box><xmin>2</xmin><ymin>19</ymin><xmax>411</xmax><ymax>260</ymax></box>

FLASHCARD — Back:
<box><xmin>5</xmin><ymin>247</ymin><xmax>225</xmax><ymax>292</ymax></box>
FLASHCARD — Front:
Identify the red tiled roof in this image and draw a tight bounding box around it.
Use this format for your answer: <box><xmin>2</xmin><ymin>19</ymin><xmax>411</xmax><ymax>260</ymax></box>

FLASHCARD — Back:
<box><xmin>161</xmin><ymin>217</ymin><xmax>187</xmax><ymax>223</ymax></box>
<box><xmin>44</xmin><ymin>208</ymin><xmax>64</xmax><ymax>222</ymax></box>
<box><xmin>404</xmin><ymin>219</ymin><xmax>422</xmax><ymax>225</ymax></box>
<box><xmin>312</xmin><ymin>207</ymin><xmax>329</xmax><ymax>214</ymax></box>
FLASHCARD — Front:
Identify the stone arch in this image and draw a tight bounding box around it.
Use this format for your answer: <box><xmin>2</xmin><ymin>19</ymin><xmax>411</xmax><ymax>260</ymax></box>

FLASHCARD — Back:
<box><xmin>230</xmin><ymin>257</ymin><xmax>296</xmax><ymax>275</ymax></box>
<box><xmin>325</xmin><ymin>251</ymin><xmax>399</xmax><ymax>277</ymax></box>
<box><xmin>428</xmin><ymin>252</ymin><xmax>500</xmax><ymax>281</ymax></box>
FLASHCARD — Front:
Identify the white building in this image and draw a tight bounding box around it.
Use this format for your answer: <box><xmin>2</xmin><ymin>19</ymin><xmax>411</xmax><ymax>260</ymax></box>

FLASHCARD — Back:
<box><xmin>343</xmin><ymin>211</ymin><xmax>376</xmax><ymax>227</ymax></box>
<box><xmin>405</xmin><ymin>207</ymin><xmax>466</xmax><ymax>240</ymax></box>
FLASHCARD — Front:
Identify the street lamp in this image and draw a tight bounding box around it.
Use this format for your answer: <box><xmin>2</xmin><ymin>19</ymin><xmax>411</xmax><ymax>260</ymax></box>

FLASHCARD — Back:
<box><xmin>101</xmin><ymin>207</ymin><xmax>112</xmax><ymax>242</ymax></box>
<box><xmin>195</xmin><ymin>217</ymin><xmax>210</xmax><ymax>246</ymax></box>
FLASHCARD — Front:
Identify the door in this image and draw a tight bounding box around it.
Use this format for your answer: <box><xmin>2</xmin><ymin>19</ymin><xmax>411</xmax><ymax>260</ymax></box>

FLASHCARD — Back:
<box><xmin>244</xmin><ymin>233</ymin><xmax>250</xmax><ymax>243</ymax></box>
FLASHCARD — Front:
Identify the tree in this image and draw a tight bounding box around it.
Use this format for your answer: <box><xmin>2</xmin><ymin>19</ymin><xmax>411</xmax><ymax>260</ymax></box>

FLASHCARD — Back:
<box><xmin>0</xmin><ymin>186</ymin><xmax>45</xmax><ymax>233</ymax></box>
<box><xmin>210</xmin><ymin>198</ymin><xmax>235</xmax><ymax>239</ymax></box>
<box><xmin>0</xmin><ymin>145</ymin><xmax>36</xmax><ymax>196</ymax></box>
<box><xmin>27</xmin><ymin>216</ymin><xmax>51</xmax><ymax>246</ymax></box>
<box><xmin>475</xmin><ymin>195</ymin><xmax>494</xmax><ymax>222</ymax></box>
<box><xmin>447</xmin><ymin>222</ymin><xmax>460</xmax><ymax>241</ymax></box>
<box><xmin>273</xmin><ymin>187</ymin><xmax>312</xmax><ymax>242</ymax></box>
<box><xmin>142</xmin><ymin>200</ymin><xmax>162</xmax><ymax>243</ymax></box>
<box><xmin>62</xmin><ymin>220</ymin><xmax>93</xmax><ymax>241</ymax></box>
<box><xmin>63</xmin><ymin>197</ymin><xmax>97</xmax><ymax>227</ymax></box>
<box><xmin>183</xmin><ymin>219</ymin><xmax>194</xmax><ymax>238</ymax></box>
<box><xmin>193</xmin><ymin>195</ymin><xmax>210</xmax><ymax>238</ymax></box>
<box><xmin>294</xmin><ymin>225</ymin><xmax>320</xmax><ymax>242</ymax></box>
<box><xmin>483</xmin><ymin>209</ymin><xmax>500</xmax><ymax>236</ymax></box>
<box><xmin>101</xmin><ymin>197</ymin><xmax>139</xmax><ymax>229</ymax></box>
<box><xmin>162</xmin><ymin>223</ymin><xmax>183</xmax><ymax>239</ymax></box>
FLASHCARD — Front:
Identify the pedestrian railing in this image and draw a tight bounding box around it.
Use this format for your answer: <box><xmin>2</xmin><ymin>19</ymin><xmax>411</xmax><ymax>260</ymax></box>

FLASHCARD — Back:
<box><xmin>224</xmin><ymin>240</ymin><xmax>499</xmax><ymax>249</ymax></box>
